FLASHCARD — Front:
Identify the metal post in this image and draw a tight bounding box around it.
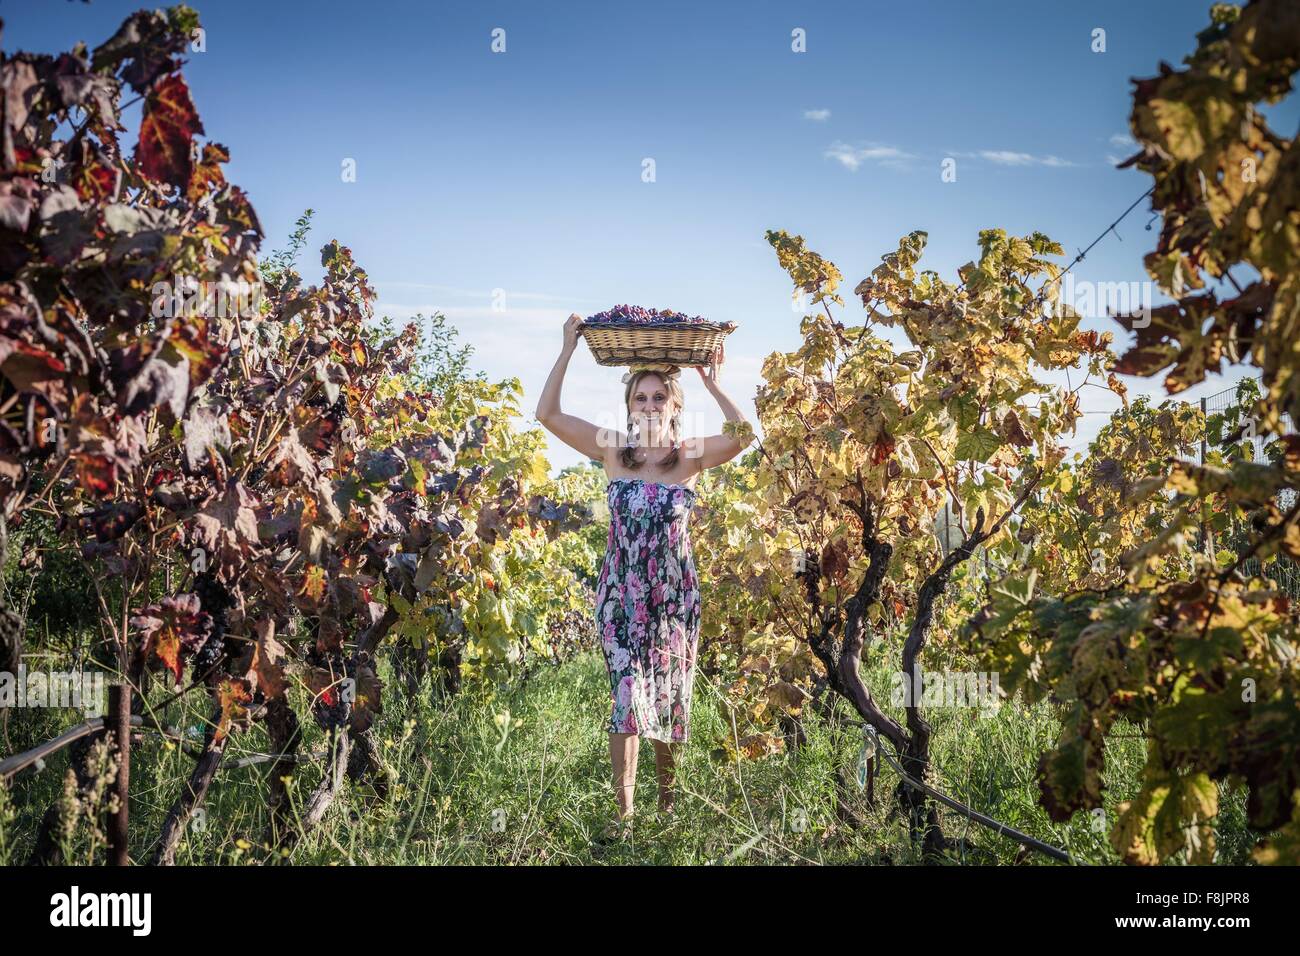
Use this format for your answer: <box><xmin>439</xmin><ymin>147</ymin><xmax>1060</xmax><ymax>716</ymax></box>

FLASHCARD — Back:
<box><xmin>1199</xmin><ymin>397</ymin><xmax>1212</xmax><ymax>557</ymax></box>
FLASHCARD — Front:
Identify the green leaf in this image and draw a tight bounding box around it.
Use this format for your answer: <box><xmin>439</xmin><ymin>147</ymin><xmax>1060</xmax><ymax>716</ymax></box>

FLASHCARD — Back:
<box><xmin>995</xmin><ymin>568</ymin><xmax>1037</xmax><ymax>606</ymax></box>
<box><xmin>955</xmin><ymin>427</ymin><xmax>1002</xmax><ymax>463</ymax></box>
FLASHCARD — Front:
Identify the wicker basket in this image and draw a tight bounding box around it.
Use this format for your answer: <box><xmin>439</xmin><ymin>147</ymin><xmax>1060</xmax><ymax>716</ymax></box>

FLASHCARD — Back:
<box><xmin>578</xmin><ymin>320</ymin><xmax>736</xmax><ymax>368</ymax></box>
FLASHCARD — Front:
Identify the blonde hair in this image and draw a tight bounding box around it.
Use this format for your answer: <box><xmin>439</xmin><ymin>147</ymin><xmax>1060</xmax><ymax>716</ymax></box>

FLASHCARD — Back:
<box><xmin>620</xmin><ymin>369</ymin><xmax>682</xmax><ymax>470</ymax></box>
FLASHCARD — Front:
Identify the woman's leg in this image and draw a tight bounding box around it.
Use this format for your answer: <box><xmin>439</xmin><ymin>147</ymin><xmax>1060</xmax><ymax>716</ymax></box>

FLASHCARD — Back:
<box><xmin>652</xmin><ymin>739</ymin><xmax>677</xmax><ymax>812</ymax></box>
<box><xmin>609</xmin><ymin>732</ymin><xmax>638</xmax><ymax>820</ymax></box>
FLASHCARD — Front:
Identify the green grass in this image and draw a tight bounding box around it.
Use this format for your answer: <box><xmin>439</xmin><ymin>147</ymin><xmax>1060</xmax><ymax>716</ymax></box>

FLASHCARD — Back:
<box><xmin>0</xmin><ymin>645</ymin><xmax>1258</xmax><ymax>865</ymax></box>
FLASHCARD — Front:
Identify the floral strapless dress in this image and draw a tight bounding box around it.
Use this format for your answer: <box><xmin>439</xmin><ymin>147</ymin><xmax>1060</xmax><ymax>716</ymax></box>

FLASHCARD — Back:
<box><xmin>594</xmin><ymin>477</ymin><xmax>702</xmax><ymax>743</ymax></box>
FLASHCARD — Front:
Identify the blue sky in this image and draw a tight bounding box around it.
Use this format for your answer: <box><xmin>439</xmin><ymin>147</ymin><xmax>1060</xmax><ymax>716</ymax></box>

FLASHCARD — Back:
<box><xmin>10</xmin><ymin>0</ymin><xmax>1293</xmax><ymax>475</ymax></box>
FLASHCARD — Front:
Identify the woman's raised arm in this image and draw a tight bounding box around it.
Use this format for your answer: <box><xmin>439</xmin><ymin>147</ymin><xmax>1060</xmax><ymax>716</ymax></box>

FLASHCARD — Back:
<box><xmin>534</xmin><ymin>313</ymin><xmax>621</xmax><ymax>463</ymax></box>
<box><xmin>684</xmin><ymin>342</ymin><xmax>753</xmax><ymax>469</ymax></box>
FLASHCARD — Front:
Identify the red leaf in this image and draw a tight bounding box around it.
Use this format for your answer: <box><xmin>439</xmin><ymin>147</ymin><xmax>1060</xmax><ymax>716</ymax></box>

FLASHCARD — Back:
<box><xmin>74</xmin><ymin>153</ymin><xmax>119</xmax><ymax>203</ymax></box>
<box><xmin>75</xmin><ymin>454</ymin><xmax>116</xmax><ymax>496</ymax></box>
<box><xmin>136</xmin><ymin>73</ymin><xmax>204</xmax><ymax>188</ymax></box>
<box><xmin>131</xmin><ymin>593</ymin><xmax>213</xmax><ymax>688</ymax></box>
<box><xmin>870</xmin><ymin>434</ymin><xmax>895</xmax><ymax>466</ymax></box>
<box><xmin>215</xmin><ymin>678</ymin><xmax>253</xmax><ymax>743</ymax></box>
<box><xmin>187</xmin><ymin>142</ymin><xmax>229</xmax><ymax>202</ymax></box>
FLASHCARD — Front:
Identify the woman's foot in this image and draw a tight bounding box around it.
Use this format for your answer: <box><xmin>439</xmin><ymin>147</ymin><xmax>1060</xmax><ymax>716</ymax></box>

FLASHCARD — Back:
<box><xmin>657</xmin><ymin>792</ymin><xmax>676</xmax><ymax>817</ymax></box>
<box><xmin>595</xmin><ymin>815</ymin><xmax>634</xmax><ymax>846</ymax></box>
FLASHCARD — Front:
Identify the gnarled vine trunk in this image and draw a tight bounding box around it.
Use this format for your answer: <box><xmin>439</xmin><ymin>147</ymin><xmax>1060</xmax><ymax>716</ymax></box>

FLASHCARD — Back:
<box><xmin>804</xmin><ymin>477</ymin><xmax>1040</xmax><ymax>860</ymax></box>
<box><xmin>151</xmin><ymin>702</ymin><xmax>227</xmax><ymax>866</ymax></box>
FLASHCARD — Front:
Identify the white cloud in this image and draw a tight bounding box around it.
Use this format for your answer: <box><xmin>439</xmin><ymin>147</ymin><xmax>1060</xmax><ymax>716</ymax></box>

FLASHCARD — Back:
<box><xmin>824</xmin><ymin>140</ymin><xmax>913</xmax><ymax>171</ymax></box>
<box><xmin>950</xmin><ymin>150</ymin><xmax>1078</xmax><ymax>168</ymax></box>
<box><xmin>973</xmin><ymin>150</ymin><xmax>1077</xmax><ymax>167</ymax></box>
<box><xmin>373</xmin><ymin>281</ymin><xmax>598</xmax><ymax>304</ymax></box>
<box><xmin>976</xmin><ymin>150</ymin><xmax>1036</xmax><ymax>165</ymax></box>
<box><xmin>803</xmin><ymin>108</ymin><xmax>831</xmax><ymax>121</ymax></box>
<box><xmin>1105</xmin><ymin>132</ymin><xmax>1138</xmax><ymax>166</ymax></box>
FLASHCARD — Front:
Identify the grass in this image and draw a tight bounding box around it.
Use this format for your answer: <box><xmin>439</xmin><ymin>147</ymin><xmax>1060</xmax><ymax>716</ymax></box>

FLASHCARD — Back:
<box><xmin>0</xmin><ymin>642</ymin><xmax>1258</xmax><ymax>866</ymax></box>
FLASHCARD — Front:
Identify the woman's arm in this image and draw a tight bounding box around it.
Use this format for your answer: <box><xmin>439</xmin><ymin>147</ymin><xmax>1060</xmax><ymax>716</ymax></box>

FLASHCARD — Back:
<box><xmin>684</xmin><ymin>342</ymin><xmax>754</xmax><ymax>469</ymax></box>
<box><xmin>534</xmin><ymin>314</ymin><xmax>620</xmax><ymax>462</ymax></box>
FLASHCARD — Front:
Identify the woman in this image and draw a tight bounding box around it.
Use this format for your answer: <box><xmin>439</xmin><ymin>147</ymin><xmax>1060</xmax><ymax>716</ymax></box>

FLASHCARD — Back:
<box><xmin>534</xmin><ymin>313</ymin><xmax>751</xmax><ymax>836</ymax></box>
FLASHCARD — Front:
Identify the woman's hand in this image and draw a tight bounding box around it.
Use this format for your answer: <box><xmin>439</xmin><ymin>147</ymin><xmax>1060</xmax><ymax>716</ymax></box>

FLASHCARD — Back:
<box><xmin>563</xmin><ymin>313</ymin><xmax>583</xmax><ymax>352</ymax></box>
<box><xmin>696</xmin><ymin>343</ymin><xmax>724</xmax><ymax>390</ymax></box>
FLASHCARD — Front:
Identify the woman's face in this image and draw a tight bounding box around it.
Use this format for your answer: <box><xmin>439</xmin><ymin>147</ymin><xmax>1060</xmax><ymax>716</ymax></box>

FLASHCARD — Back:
<box><xmin>629</xmin><ymin>374</ymin><xmax>675</xmax><ymax>443</ymax></box>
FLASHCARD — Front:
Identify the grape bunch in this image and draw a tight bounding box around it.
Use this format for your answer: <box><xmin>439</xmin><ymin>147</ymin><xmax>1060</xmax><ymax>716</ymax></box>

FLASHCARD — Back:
<box><xmin>545</xmin><ymin>601</ymin><xmax>598</xmax><ymax>664</ymax></box>
<box><xmin>794</xmin><ymin>551</ymin><xmax>820</xmax><ymax>581</ymax></box>
<box><xmin>0</xmin><ymin>600</ymin><xmax>21</xmax><ymax>677</ymax></box>
<box><xmin>585</xmin><ymin>304</ymin><xmax>711</xmax><ymax>325</ymax></box>
<box><xmin>314</xmin><ymin>686</ymin><xmax>351</xmax><ymax>731</ymax></box>
<box><xmin>189</xmin><ymin>631</ymin><xmax>225</xmax><ymax>675</ymax></box>
<box><xmin>793</xmin><ymin>550</ymin><xmax>821</xmax><ymax>604</ymax></box>
<box><xmin>325</xmin><ymin>394</ymin><xmax>347</xmax><ymax>426</ymax></box>
<box><xmin>192</xmin><ymin>571</ymin><xmax>233</xmax><ymax>678</ymax></box>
